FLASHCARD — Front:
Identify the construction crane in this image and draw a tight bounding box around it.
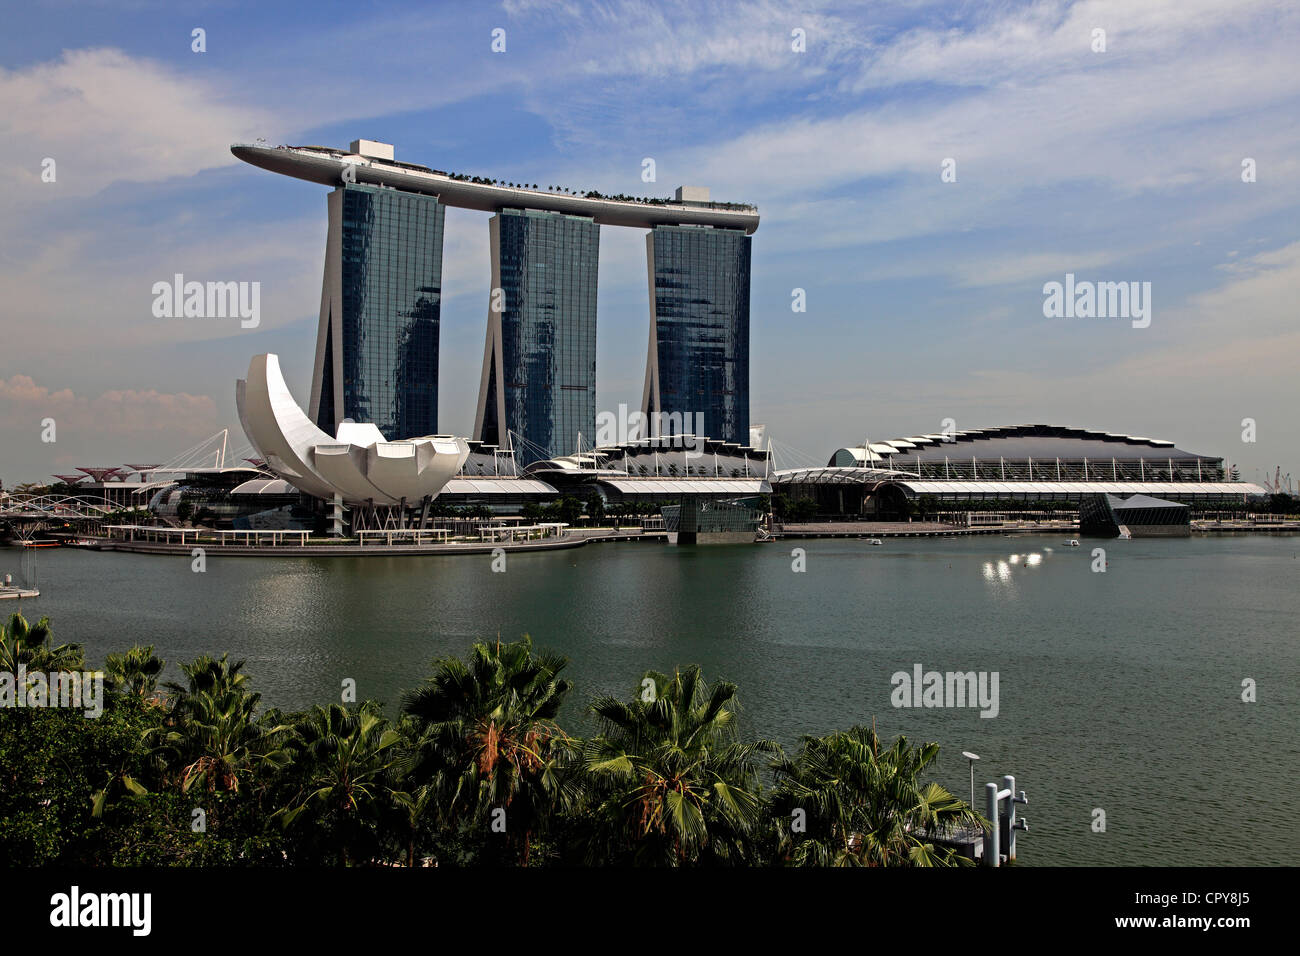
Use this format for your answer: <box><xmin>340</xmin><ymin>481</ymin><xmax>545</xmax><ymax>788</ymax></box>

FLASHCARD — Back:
<box><xmin>1264</xmin><ymin>466</ymin><xmax>1295</xmax><ymax>495</ymax></box>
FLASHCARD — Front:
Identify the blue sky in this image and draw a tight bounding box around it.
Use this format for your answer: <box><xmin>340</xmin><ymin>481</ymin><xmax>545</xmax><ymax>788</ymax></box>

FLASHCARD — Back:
<box><xmin>1</xmin><ymin>0</ymin><xmax>1298</xmax><ymax>486</ymax></box>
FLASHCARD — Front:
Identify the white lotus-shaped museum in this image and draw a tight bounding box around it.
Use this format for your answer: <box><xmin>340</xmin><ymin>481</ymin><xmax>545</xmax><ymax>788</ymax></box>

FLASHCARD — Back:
<box><xmin>236</xmin><ymin>353</ymin><xmax>469</xmax><ymax>505</ymax></box>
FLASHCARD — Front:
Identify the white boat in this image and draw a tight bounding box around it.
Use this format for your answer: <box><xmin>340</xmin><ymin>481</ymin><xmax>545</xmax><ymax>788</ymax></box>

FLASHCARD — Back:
<box><xmin>1064</xmin><ymin>539</ymin><xmax>1080</xmax><ymax>547</ymax></box>
<box><xmin>869</xmin><ymin>538</ymin><xmax>883</xmax><ymax>546</ymax></box>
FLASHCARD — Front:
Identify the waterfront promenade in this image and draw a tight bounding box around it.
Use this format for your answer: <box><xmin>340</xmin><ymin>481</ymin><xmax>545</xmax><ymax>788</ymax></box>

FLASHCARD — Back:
<box><xmin>777</xmin><ymin>517</ymin><xmax>1300</xmax><ymax>539</ymax></box>
<box><xmin>9</xmin><ymin>514</ymin><xmax>1293</xmax><ymax>560</ymax></box>
<box><xmin>774</xmin><ymin>519</ymin><xmax>1076</xmax><ymax>538</ymax></box>
<box><xmin>86</xmin><ymin>525</ymin><xmax>667</xmax><ymax>557</ymax></box>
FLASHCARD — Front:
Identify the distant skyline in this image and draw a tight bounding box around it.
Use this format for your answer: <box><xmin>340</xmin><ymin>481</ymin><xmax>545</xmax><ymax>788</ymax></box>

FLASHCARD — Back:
<box><xmin>2</xmin><ymin>0</ymin><xmax>1298</xmax><ymax>487</ymax></box>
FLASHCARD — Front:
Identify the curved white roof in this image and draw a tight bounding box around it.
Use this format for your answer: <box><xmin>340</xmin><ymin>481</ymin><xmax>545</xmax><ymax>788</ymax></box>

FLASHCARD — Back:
<box><xmin>441</xmin><ymin>478</ymin><xmax>557</xmax><ymax>495</ymax></box>
<box><xmin>232</xmin><ymin>144</ymin><xmax>760</xmax><ymax>234</ymax></box>
<box><xmin>598</xmin><ymin>478</ymin><xmax>769</xmax><ymax>494</ymax></box>
<box><xmin>885</xmin><ymin>480</ymin><xmax>1265</xmax><ymax>496</ymax></box>
<box><xmin>236</xmin><ymin>353</ymin><xmax>469</xmax><ymax>505</ymax></box>
<box><xmin>230</xmin><ymin>478</ymin><xmax>299</xmax><ymax>495</ymax></box>
<box><xmin>773</xmin><ymin>467</ymin><xmax>920</xmax><ymax>484</ymax></box>
<box><xmin>830</xmin><ymin>424</ymin><xmax>1217</xmax><ymax>466</ymax></box>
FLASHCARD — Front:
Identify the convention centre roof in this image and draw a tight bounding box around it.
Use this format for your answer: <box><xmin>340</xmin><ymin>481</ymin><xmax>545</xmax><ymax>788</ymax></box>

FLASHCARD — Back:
<box><xmin>831</xmin><ymin>424</ymin><xmax>1217</xmax><ymax>466</ymax></box>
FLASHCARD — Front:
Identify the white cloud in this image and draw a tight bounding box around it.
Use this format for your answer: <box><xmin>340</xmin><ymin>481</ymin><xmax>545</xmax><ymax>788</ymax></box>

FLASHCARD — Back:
<box><xmin>0</xmin><ymin>48</ymin><xmax>277</xmax><ymax>207</ymax></box>
<box><xmin>507</xmin><ymin>0</ymin><xmax>863</xmax><ymax>77</ymax></box>
<box><xmin>0</xmin><ymin>373</ymin><xmax>221</xmax><ymax>484</ymax></box>
<box><xmin>0</xmin><ymin>216</ymin><xmax>323</xmax><ymax>362</ymax></box>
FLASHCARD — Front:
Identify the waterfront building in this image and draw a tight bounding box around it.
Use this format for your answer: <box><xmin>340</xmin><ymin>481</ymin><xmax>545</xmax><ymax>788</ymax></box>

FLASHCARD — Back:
<box><xmin>238</xmin><ymin>353</ymin><xmax>469</xmax><ymax>515</ymax></box>
<box><xmin>642</xmin><ymin>212</ymin><xmax>752</xmax><ymax>446</ymax></box>
<box><xmin>828</xmin><ymin>424</ymin><xmax>1226</xmax><ymax>480</ymax></box>
<box><xmin>525</xmin><ymin>435</ymin><xmax>770</xmax><ymax>508</ymax></box>
<box><xmin>231</xmin><ymin>141</ymin><xmax>759</xmax><ymax>453</ymax></box>
<box><xmin>310</xmin><ymin>178</ymin><xmax>446</xmax><ymax>439</ymax></box>
<box><xmin>777</xmin><ymin>424</ymin><xmax>1266</xmax><ymax>518</ymax></box>
<box><xmin>474</xmin><ymin>209</ymin><xmax>599</xmax><ymax>465</ymax></box>
<box><xmin>1079</xmin><ymin>493</ymin><xmax>1191</xmax><ymax>538</ymax></box>
<box><xmin>47</xmin><ymin>464</ymin><xmax>257</xmax><ymax>511</ymax></box>
<box><xmin>431</xmin><ymin>440</ymin><xmax>558</xmax><ymax>514</ymax></box>
<box><xmin>661</xmin><ymin>496</ymin><xmax>765</xmax><ymax>545</ymax></box>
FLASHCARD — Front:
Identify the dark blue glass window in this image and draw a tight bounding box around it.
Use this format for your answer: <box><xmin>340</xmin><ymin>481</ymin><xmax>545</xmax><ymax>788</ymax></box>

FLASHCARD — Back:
<box><xmin>496</xmin><ymin>209</ymin><xmax>599</xmax><ymax>464</ymax></box>
<box><xmin>338</xmin><ymin>183</ymin><xmax>444</xmax><ymax>439</ymax></box>
<box><xmin>650</xmin><ymin>225</ymin><xmax>751</xmax><ymax>445</ymax></box>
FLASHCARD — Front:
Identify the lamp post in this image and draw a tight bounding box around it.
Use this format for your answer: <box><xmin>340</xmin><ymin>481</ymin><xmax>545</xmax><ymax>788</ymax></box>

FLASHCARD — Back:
<box><xmin>962</xmin><ymin>751</ymin><xmax>980</xmax><ymax>811</ymax></box>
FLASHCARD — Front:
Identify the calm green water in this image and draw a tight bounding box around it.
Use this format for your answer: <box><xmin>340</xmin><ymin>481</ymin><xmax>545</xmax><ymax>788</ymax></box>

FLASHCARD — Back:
<box><xmin>6</xmin><ymin>534</ymin><xmax>1298</xmax><ymax>866</ymax></box>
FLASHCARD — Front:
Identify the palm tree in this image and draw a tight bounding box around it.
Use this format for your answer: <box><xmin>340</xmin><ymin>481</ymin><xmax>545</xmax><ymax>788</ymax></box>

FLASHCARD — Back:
<box><xmin>0</xmin><ymin>612</ymin><xmax>85</xmax><ymax>672</ymax></box>
<box><xmin>105</xmin><ymin>644</ymin><xmax>165</xmax><ymax>698</ymax></box>
<box><xmin>580</xmin><ymin>666</ymin><xmax>779</xmax><ymax>865</ymax></box>
<box><xmin>391</xmin><ymin>783</ymin><xmax>435</xmax><ymax>867</ymax></box>
<box><xmin>165</xmin><ymin>653</ymin><xmax>248</xmax><ymax>697</ymax></box>
<box><xmin>155</xmin><ymin>654</ymin><xmax>290</xmax><ymax>794</ymax></box>
<box><xmin>276</xmin><ymin>702</ymin><xmax>401</xmax><ymax>865</ymax></box>
<box><xmin>769</xmin><ymin>724</ymin><xmax>979</xmax><ymax>866</ymax></box>
<box><xmin>389</xmin><ymin>714</ymin><xmax>468</xmax><ymax>866</ymax></box>
<box><xmin>402</xmin><ymin>635</ymin><xmax>576</xmax><ymax>864</ymax></box>
<box><xmin>87</xmin><ymin>645</ymin><xmax>165</xmax><ymax>817</ymax></box>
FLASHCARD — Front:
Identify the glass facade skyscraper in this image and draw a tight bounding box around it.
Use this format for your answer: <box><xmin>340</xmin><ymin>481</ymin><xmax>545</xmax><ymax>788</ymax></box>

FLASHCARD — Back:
<box><xmin>475</xmin><ymin>208</ymin><xmax>599</xmax><ymax>464</ymax></box>
<box><xmin>236</xmin><ymin>141</ymin><xmax>759</xmax><ymax>459</ymax></box>
<box><xmin>641</xmin><ymin>225</ymin><xmax>751</xmax><ymax>445</ymax></box>
<box><xmin>310</xmin><ymin>183</ymin><xmax>445</xmax><ymax>439</ymax></box>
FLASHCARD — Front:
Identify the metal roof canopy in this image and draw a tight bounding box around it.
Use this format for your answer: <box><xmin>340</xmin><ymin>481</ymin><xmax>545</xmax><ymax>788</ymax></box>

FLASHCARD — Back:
<box><xmin>440</xmin><ymin>478</ymin><xmax>558</xmax><ymax>495</ymax></box>
<box><xmin>1106</xmin><ymin>493</ymin><xmax>1189</xmax><ymax>510</ymax></box>
<box><xmin>598</xmin><ymin>478</ymin><xmax>769</xmax><ymax>494</ymax></box>
<box><xmin>772</xmin><ymin>467</ymin><xmax>921</xmax><ymax>484</ymax></box>
<box><xmin>884</xmin><ymin>480</ymin><xmax>1266</xmax><ymax>496</ymax></box>
<box><xmin>230</xmin><ymin>478</ymin><xmax>300</xmax><ymax>495</ymax></box>
<box><xmin>828</xmin><ymin>424</ymin><xmax>1218</xmax><ymax>466</ymax></box>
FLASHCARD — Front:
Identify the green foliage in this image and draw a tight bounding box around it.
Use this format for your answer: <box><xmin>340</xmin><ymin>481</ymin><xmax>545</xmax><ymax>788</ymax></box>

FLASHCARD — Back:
<box><xmin>770</xmin><ymin>725</ymin><xmax>978</xmax><ymax>866</ymax></box>
<box><xmin>1</xmin><ymin>612</ymin><xmax>85</xmax><ymax>672</ymax></box>
<box><xmin>402</xmin><ymin>635</ymin><xmax>578</xmax><ymax>864</ymax></box>
<box><xmin>0</xmin><ymin>698</ymin><xmax>156</xmax><ymax>865</ymax></box>
<box><xmin>577</xmin><ymin>666</ymin><xmax>778</xmax><ymax>866</ymax></box>
<box><xmin>155</xmin><ymin>654</ymin><xmax>293</xmax><ymax>794</ymax></box>
<box><xmin>3</xmin><ymin>618</ymin><xmax>980</xmax><ymax>868</ymax></box>
<box><xmin>274</xmin><ymin>702</ymin><xmax>401</xmax><ymax>865</ymax></box>
<box><xmin>771</xmin><ymin>494</ymin><xmax>818</xmax><ymax>521</ymax></box>
<box><xmin>1266</xmin><ymin>493</ymin><xmax>1299</xmax><ymax>514</ymax></box>
<box><xmin>105</xmin><ymin>644</ymin><xmax>165</xmax><ymax>698</ymax></box>
<box><xmin>95</xmin><ymin>791</ymin><xmax>286</xmax><ymax>866</ymax></box>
